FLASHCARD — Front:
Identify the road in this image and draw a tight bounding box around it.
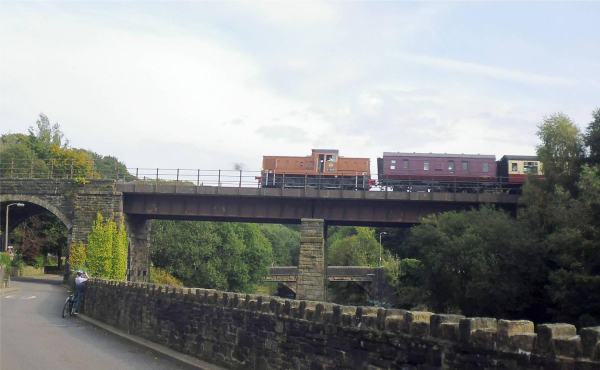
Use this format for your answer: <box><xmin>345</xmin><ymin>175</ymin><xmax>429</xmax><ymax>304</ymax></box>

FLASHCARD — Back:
<box><xmin>0</xmin><ymin>275</ymin><xmax>192</xmax><ymax>370</ymax></box>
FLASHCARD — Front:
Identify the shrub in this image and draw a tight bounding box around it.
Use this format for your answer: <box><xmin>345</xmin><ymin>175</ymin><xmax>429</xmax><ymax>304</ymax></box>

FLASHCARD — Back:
<box><xmin>68</xmin><ymin>241</ymin><xmax>87</xmax><ymax>271</ymax></box>
<box><xmin>150</xmin><ymin>267</ymin><xmax>184</xmax><ymax>287</ymax></box>
<box><xmin>0</xmin><ymin>252</ymin><xmax>11</xmax><ymax>275</ymax></box>
<box><xmin>33</xmin><ymin>255</ymin><xmax>45</xmax><ymax>269</ymax></box>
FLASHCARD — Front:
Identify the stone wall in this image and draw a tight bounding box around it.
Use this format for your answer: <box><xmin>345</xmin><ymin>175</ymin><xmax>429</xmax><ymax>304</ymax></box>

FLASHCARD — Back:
<box><xmin>84</xmin><ymin>279</ymin><xmax>600</xmax><ymax>370</ymax></box>
<box><xmin>10</xmin><ymin>266</ymin><xmax>44</xmax><ymax>277</ymax></box>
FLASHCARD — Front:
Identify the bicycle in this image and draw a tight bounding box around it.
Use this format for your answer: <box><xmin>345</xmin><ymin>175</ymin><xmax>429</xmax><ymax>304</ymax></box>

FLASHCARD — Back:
<box><xmin>62</xmin><ymin>291</ymin><xmax>76</xmax><ymax>318</ymax></box>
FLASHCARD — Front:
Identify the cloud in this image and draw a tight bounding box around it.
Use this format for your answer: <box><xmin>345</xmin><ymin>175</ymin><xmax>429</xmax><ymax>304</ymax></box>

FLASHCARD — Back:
<box><xmin>255</xmin><ymin>125</ymin><xmax>309</xmax><ymax>142</ymax></box>
<box><xmin>396</xmin><ymin>53</ymin><xmax>578</xmax><ymax>87</ymax></box>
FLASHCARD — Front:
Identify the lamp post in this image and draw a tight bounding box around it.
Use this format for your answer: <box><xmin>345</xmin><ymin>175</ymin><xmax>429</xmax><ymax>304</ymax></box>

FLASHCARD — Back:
<box><xmin>5</xmin><ymin>203</ymin><xmax>24</xmax><ymax>252</ymax></box>
<box><xmin>379</xmin><ymin>232</ymin><xmax>387</xmax><ymax>267</ymax></box>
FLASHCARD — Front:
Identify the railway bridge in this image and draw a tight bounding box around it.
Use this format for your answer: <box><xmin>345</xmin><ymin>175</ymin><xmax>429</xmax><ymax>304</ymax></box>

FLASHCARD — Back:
<box><xmin>1</xmin><ymin>178</ymin><xmax>521</xmax><ymax>300</ymax></box>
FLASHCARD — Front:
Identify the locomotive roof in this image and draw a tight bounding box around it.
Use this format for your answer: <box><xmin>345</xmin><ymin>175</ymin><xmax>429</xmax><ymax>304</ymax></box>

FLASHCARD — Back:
<box><xmin>312</xmin><ymin>149</ymin><xmax>339</xmax><ymax>153</ymax></box>
<box><xmin>501</xmin><ymin>155</ymin><xmax>539</xmax><ymax>160</ymax></box>
<box><xmin>382</xmin><ymin>152</ymin><xmax>496</xmax><ymax>159</ymax></box>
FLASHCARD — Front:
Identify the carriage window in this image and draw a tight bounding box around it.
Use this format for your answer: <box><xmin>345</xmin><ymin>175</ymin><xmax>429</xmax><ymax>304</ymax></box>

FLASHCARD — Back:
<box><xmin>403</xmin><ymin>159</ymin><xmax>408</xmax><ymax>169</ymax></box>
<box><xmin>512</xmin><ymin>163</ymin><xmax>518</xmax><ymax>172</ymax></box>
<box><xmin>483</xmin><ymin>163</ymin><xmax>489</xmax><ymax>173</ymax></box>
<box><xmin>524</xmin><ymin>161</ymin><xmax>538</xmax><ymax>174</ymax></box>
<box><xmin>390</xmin><ymin>160</ymin><xmax>396</xmax><ymax>170</ymax></box>
<box><xmin>448</xmin><ymin>161</ymin><xmax>454</xmax><ymax>171</ymax></box>
<box><xmin>424</xmin><ymin>161</ymin><xmax>430</xmax><ymax>171</ymax></box>
<box><xmin>462</xmin><ymin>161</ymin><xmax>468</xmax><ymax>171</ymax></box>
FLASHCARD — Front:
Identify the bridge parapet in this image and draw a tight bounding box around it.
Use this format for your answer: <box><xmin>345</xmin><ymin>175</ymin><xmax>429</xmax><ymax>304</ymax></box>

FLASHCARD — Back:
<box><xmin>84</xmin><ymin>279</ymin><xmax>600</xmax><ymax>370</ymax></box>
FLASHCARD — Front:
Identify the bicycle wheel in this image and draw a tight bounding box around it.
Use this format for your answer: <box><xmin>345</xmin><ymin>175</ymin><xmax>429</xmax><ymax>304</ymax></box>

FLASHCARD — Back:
<box><xmin>69</xmin><ymin>298</ymin><xmax>76</xmax><ymax>316</ymax></box>
<box><xmin>62</xmin><ymin>297</ymin><xmax>70</xmax><ymax>318</ymax></box>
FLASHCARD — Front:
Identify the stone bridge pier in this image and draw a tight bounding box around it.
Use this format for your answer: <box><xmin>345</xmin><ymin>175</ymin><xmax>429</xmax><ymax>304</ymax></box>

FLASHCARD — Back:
<box><xmin>297</xmin><ymin>218</ymin><xmax>327</xmax><ymax>301</ymax></box>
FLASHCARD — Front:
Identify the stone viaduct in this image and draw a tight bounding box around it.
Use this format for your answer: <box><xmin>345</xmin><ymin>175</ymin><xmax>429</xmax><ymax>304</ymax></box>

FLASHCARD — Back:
<box><xmin>1</xmin><ymin>178</ymin><xmax>520</xmax><ymax>300</ymax></box>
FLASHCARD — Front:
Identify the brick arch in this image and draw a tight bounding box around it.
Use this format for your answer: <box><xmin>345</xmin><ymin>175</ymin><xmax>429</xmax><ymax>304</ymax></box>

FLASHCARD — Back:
<box><xmin>0</xmin><ymin>194</ymin><xmax>73</xmax><ymax>231</ymax></box>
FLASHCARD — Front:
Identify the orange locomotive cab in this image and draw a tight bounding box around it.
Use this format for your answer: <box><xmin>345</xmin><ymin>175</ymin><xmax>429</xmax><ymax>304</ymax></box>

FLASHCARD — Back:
<box><xmin>261</xmin><ymin>149</ymin><xmax>371</xmax><ymax>189</ymax></box>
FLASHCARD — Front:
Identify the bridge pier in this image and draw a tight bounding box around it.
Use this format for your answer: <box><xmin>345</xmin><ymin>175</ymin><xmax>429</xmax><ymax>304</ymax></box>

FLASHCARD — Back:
<box><xmin>126</xmin><ymin>215</ymin><xmax>151</xmax><ymax>283</ymax></box>
<box><xmin>296</xmin><ymin>218</ymin><xmax>327</xmax><ymax>301</ymax></box>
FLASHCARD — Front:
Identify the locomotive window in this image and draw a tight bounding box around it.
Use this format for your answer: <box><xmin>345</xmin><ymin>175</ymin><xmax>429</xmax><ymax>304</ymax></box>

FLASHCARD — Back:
<box><xmin>524</xmin><ymin>162</ymin><xmax>538</xmax><ymax>174</ymax></box>
<box><xmin>462</xmin><ymin>161</ymin><xmax>468</xmax><ymax>171</ymax></box>
<box><xmin>390</xmin><ymin>159</ymin><xmax>396</xmax><ymax>170</ymax></box>
<box><xmin>448</xmin><ymin>161</ymin><xmax>454</xmax><ymax>171</ymax></box>
<box><xmin>483</xmin><ymin>163</ymin><xmax>489</xmax><ymax>173</ymax></box>
<box><xmin>403</xmin><ymin>159</ymin><xmax>408</xmax><ymax>169</ymax></box>
<box><xmin>512</xmin><ymin>163</ymin><xmax>518</xmax><ymax>172</ymax></box>
<box><xmin>424</xmin><ymin>161</ymin><xmax>430</xmax><ymax>171</ymax></box>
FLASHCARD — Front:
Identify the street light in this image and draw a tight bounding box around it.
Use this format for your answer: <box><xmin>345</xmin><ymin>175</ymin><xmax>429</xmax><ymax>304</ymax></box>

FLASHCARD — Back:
<box><xmin>379</xmin><ymin>232</ymin><xmax>387</xmax><ymax>267</ymax></box>
<box><xmin>5</xmin><ymin>203</ymin><xmax>24</xmax><ymax>252</ymax></box>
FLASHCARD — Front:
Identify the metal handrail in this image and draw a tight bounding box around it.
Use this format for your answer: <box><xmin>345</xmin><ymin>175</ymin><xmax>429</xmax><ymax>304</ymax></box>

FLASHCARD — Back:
<box><xmin>0</xmin><ymin>158</ymin><xmax>532</xmax><ymax>194</ymax></box>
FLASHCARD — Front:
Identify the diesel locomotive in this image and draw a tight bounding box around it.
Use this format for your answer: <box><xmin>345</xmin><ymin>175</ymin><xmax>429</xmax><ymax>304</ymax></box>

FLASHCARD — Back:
<box><xmin>261</xmin><ymin>149</ymin><xmax>372</xmax><ymax>189</ymax></box>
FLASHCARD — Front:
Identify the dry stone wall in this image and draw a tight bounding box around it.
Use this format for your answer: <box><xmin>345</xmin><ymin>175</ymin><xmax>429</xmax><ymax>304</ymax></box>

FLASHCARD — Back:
<box><xmin>84</xmin><ymin>279</ymin><xmax>600</xmax><ymax>370</ymax></box>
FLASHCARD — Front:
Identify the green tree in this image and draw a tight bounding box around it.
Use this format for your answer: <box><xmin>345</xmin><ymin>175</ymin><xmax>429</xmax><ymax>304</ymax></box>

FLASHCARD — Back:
<box><xmin>328</xmin><ymin>227</ymin><xmax>380</xmax><ymax>266</ymax></box>
<box><xmin>259</xmin><ymin>224</ymin><xmax>300</xmax><ymax>266</ymax></box>
<box><xmin>536</xmin><ymin>113</ymin><xmax>584</xmax><ymax>193</ymax></box>
<box><xmin>0</xmin><ymin>133</ymin><xmax>48</xmax><ymax>177</ymax></box>
<box><xmin>151</xmin><ymin>221</ymin><xmax>273</xmax><ymax>292</ymax></box>
<box><xmin>403</xmin><ymin>206</ymin><xmax>546</xmax><ymax>318</ymax></box>
<box><xmin>386</xmin><ymin>257</ymin><xmax>426</xmax><ymax>310</ymax></box>
<box><xmin>585</xmin><ymin>108</ymin><xmax>600</xmax><ymax>166</ymax></box>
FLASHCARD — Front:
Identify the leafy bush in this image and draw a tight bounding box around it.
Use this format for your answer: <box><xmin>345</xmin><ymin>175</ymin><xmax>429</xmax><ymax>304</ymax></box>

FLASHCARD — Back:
<box><xmin>68</xmin><ymin>241</ymin><xmax>87</xmax><ymax>271</ymax></box>
<box><xmin>33</xmin><ymin>255</ymin><xmax>45</xmax><ymax>269</ymax></box>
<box><xmin>0</xmin><ymin>252</ymin><xmax>12</xmax><ymax>275</ymax></box>
<box><xmin>150</xmin><ymin>267</ymin><xmax>184</xmax><ymax>287</ymax></box>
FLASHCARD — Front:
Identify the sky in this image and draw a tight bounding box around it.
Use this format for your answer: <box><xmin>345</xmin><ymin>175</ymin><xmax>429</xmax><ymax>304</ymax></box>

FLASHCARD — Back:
<box><xmin>1</xmin><ymin>1</ymin><xmax>599</xmax><ymax>176</ymax></box>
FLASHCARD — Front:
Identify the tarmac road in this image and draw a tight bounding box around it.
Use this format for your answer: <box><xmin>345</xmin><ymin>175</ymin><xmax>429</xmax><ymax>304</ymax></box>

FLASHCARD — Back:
<box><xmin>0</xmin><ymin>275</ymin><xmax>192</xmax><ymax>370</ymax></box>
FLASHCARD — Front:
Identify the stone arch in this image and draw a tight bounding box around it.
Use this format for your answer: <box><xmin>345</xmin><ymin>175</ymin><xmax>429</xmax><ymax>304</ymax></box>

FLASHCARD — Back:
<box><xmin>0</xmin><ymin>194</ymin><xmax>73</xmax><ymax>231</ymax></box>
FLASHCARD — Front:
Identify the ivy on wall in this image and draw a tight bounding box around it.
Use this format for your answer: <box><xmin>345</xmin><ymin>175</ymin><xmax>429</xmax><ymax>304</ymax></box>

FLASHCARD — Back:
<box><xmin>85</xmin><ymin>213</ymin><xmax>128</xmax><ymax>280</ymax></box>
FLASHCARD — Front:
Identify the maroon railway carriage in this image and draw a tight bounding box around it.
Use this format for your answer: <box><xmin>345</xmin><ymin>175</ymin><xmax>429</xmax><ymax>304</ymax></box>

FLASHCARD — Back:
<box><xmin>377</xmin><ymin>152</ymin><xmax>497</xmax><ymax>192</ymax></box>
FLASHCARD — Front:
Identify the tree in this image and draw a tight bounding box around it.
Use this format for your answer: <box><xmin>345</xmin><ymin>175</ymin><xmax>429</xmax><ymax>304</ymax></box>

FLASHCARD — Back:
<box><xmin>536</xmin><ymin>113</ymin><xmax>584</xmax><ymax>193</ymax></box>
<box><xmin>537</xmin><ymin>165</ymin><xmax>600</xmax><ymax>326</ymax></box>
<box><xmin>403</xmin><ymin>206</ymin><xmax>546</xmax><ymax>318</ymax></box>
<box><xmin>11</xmin><ymin>213</ymin><xmax>67</xmax><ymax>265</ymax></box>
<box><xmin>585</xmin><ymin>108</ymin><xmax>600</xmax><ymax>166</ymax></box>
<box><xmin>258</xmin><ymin>224</ymin><xmax>300</xmax><ymax>266</ymax></box>
<box><xmin>328</xmin><ymin>227</ymin><xmax>380</xmax><ymax>266</ymax></box>
<box><xmin>151</xmin><ymin>221</ymin><xmax>273</xmax><ymax>292</ymax></box>
<box><xmin>27</xmin><ymin>113</ymin><xmax>69</xmax><ymax>155</ymax></box>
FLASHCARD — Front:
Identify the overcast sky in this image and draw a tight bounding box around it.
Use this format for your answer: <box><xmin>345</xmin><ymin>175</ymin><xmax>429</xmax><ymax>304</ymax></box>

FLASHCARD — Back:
<box><xmin>1</xmin><ymin>1</ymin><xmax>599</xmax><ymax>175</ymax></box>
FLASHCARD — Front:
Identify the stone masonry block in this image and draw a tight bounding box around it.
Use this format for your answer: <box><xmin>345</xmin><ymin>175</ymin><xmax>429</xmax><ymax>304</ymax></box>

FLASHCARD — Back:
<box><xmin>580</xmin><ymin>327</ymin><xmax>600</xmax><ymax>358</ymax></box>
<box><xmin>509</xmin><ymin>333</ymin><xmax>537</xmax><ymax>353</ymax></box>
<box><xmin>536</xmin><ymin>324</ymin><xmax>577</xmax><ymax>354</ymax></box>
<box><xmin>498</xmin><ymin>320</ymin><xmax>534</xmax><ymax>348</ymax></box>
<box><xmin>553</xmin><ymin>336</ymin><xmax>582</xmax><ymax>358</ymax></box>
<box><xmin>402</xmin><ymin>311</ymin><xmax>433</xmax><ymax>334</ymax></box>
<box><xmin>440</xmin><ymin>323</ymin><xmax>460</xmax><ymax>342</ymax></box>
<box><xmin>471</xmin><ymin>329</ymin><xmax>497</xmax><ymax>349</ymax></box>
<box><xmin>430</xmin><ymin>314</ymin><xmax>465</xmax><ymax>339</ymax></box>
<box><xmin>459</xmin><ymin>317</ymin><xmax>497</xmax><ymax>344</ymax></box>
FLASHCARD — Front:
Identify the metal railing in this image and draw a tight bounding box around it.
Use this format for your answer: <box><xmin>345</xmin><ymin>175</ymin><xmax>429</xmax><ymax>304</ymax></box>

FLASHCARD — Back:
<box><xmin>0</xmin><ymin>159</ymin><xmax>527</xmax><ymax>194</ymax></box>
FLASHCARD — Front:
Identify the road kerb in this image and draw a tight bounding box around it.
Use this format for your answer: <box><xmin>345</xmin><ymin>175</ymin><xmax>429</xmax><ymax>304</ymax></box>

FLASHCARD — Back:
<box><xmin>75</xmin><ymin>314</ymin><xmax>225</xmax><ymax>370</ymax></box>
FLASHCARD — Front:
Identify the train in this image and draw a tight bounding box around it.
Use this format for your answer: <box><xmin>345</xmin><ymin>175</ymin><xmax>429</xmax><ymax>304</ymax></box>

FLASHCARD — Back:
<box><xmin>261</xmin><ymin>149</ymin><xmax>543</xmax><ymax>192</ymax></box>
